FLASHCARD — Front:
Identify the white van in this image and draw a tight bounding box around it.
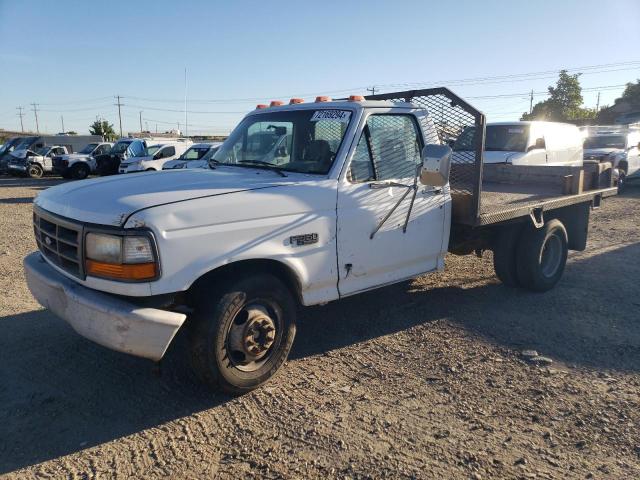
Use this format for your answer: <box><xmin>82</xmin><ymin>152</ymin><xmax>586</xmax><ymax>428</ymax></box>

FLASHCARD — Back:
<box><xmin>162</xmin><ymin>142</ymin><xmax>222</xmax><ymax>170</ymax></box>
<box><xmin>119</xmin><ymin>140</ymin><xmax>192</xmax><ymax>173</ymax></box>
<box><xmin>454</xmin><ymin>121</ymin><xmax>583</xmax><ymax>166</ymax></box>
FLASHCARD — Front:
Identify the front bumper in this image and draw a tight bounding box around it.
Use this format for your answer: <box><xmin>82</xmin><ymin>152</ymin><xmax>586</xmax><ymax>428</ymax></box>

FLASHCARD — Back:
<box><xmin>119</xmin><ymin>163</ymin><xmax>143</xmax><ymax>174</ymax></box>
<box><xmin>24</xmin><ymin>252</ymin><xmax>186</xmax><ymax>361</ymax></box>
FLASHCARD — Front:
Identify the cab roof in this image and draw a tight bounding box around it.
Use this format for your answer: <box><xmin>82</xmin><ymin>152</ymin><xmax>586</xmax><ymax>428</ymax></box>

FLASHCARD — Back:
<box><xmin>248</xmin><ymin>99</ymin><xmax>417</xmax><ymax>115</ymax></box>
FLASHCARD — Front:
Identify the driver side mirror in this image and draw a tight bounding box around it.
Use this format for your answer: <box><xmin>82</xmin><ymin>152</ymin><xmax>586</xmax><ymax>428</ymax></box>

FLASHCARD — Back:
<box><xmin>420</xmin><ymin>144</ymin><xmax>452</xmax><ymax>187</ymax></box>
<box><xmin>527</xmin><ymin>137</ymin><xmax>546</xmax><ymax>152</ymax></box>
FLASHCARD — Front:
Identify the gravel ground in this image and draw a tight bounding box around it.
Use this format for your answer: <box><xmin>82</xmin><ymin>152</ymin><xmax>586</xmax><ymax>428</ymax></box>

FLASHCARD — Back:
<box><xmin>1</xmin><ymin>176</ymin><xmax>639</xmax><ymax>479</ymax></box>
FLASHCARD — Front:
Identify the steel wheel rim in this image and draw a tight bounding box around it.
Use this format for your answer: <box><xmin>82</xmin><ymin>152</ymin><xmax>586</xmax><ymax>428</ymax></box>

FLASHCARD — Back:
<box><xmin>540</xmin><ymin>234</ymin><xmax>562</xmax><ymax>278</ymax></box>
<box><xmin>225</xmin><ymin>299</ymin><xmax>281</xmax><ymax>372</ymax></box>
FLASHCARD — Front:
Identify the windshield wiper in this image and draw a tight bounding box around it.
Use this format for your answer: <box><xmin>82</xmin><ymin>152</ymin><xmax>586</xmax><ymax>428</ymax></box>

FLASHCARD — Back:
<box><xmin>237</xmin><ymin>160</ymin><xmax>287</xmax><ymax>177</ymax></box>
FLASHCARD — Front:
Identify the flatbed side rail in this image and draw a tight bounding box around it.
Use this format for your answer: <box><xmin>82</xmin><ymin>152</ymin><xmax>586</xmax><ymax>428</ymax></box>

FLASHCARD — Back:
<box><xmin>366</xmin><ymin>88</ymin><xmax>486</xmax><ymax>226</ymax></box>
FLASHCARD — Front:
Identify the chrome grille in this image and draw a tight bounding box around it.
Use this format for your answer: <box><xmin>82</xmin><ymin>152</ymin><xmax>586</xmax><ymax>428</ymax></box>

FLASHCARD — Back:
<box><xmin>33</xmin><ymin>208</ymin><xmax>83</xmax><ymax>278</ymax></box>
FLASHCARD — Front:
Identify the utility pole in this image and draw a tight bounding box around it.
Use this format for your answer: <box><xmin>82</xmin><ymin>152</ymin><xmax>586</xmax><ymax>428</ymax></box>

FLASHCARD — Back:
<box><xmin>16</xmin><ymin>106</ymin><xmax>25</xmax><ymax>132</ymax></box>
<box><xmin>114</xmin><ymin>95</ymin><xmax>124</xmax><ymax>138</ymax></box>
<box><xmin>596</xmin><ymin>92</ymin><xmax>601</xmax><ymax>112</ymax></box>
<box><xmin>139</xmin><ymin>111</ymin><xmax>143</xmax><ymax>134</ymax></box>
<box><xmin>61</xmin><ymin>115</ymin><xmax>65</xmax><ymax>133</ymax></box>
<box><xmin>31</xmin><ymin>103</ymin><xmax>40</xmax><ymax>133</ymax></box>
<box><xmin>184</xmin><ymin>67</ymin><xmax>188</xmax><ymax>138</ymax></box>
<box><xmin>366</xmin><ymin>86</ymin><xmax>377</xmax><ymax>96</ymax></box>
<box><xmin>529</xmin><ymin>89</ymin><xmax>534</xmax><ymax>114</ymax></box>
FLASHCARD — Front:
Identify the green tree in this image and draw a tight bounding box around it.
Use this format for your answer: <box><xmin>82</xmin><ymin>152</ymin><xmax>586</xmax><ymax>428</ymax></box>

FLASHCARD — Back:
<box><xmin>596</xmin><ymin>79</ymin><xmax>640</xmax><ymax>124</ymax></box>
<box><xmin>66</xmin><ymin>130</ymin><xmax>78</xmax><ymax>135</ymax></box>
<box><xmin>521</xmin><ymin>70</ymin><xmax>596</xmax><ymax>122</ymax></box>
<box><xmin>89</xmin><ymin>120</ymin><xmax>117</xmax><ymax>141</ymax></box>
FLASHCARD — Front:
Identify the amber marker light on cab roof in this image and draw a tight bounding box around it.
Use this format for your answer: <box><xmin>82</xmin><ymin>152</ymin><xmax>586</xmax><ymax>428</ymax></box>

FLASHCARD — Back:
<box><xmin>255</xmin><ymin>104</ymin><xmax>268</xmax><ymax>109</ymax></box>
<box><xmin>270</xmin><ymin>100</ymin><xmax>284</xmax><ymax>107</ymax></box>
<box><xmin>289</xmin><ymin>98</ymin><xmax>304</xmax><ymax>104</ymax></box>
<box><xmin>349</xmin><ymin>95</ymin><xmax>365</xmax><ymax>101</ymax></box>
<box><xmin>315</xmin><ymin>96</ymin><xmax>331</xmax><ymax>102</ymax></box>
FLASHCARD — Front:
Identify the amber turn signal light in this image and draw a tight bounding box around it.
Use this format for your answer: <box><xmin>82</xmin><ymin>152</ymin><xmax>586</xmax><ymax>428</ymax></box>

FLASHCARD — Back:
<box><xmin>86</xmin><ymin>260</ymin><xmax>157</xmax><ymax>281</ymax></box>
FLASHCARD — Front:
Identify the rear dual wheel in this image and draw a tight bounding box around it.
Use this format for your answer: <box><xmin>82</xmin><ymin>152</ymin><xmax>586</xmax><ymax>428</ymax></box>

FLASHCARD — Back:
<box><xmin>493</xmin><ymin>219</ymin><xmax>568</xmax><ymax>292</ymax></box>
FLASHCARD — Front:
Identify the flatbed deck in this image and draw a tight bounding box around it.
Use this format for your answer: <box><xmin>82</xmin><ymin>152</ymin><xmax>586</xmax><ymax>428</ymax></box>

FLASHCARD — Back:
<box><xmin>473</xmin><ymin>183</ymin><xmax>617</xmax><ymax>226</ymax></box>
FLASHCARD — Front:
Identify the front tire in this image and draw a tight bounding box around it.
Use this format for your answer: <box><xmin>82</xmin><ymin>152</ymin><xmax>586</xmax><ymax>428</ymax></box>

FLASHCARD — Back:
<box><xmin>188</xmin><ymin>273</ymin><xmax>297</xmax><ymax>394</ymax></box>
<box><xmin>27</xmin><ymin>164</ymin><xmax>44</xmax><ymax>179</ymax></box>
<box><xmin>71</xmin><ymin>163</ymin><xmax>90</xmax><ymax>180</ymax></box>
<box><xmin>516</xmin><ymin>219</ymin><xmax>568</xmax><ymax>292</ymax></box>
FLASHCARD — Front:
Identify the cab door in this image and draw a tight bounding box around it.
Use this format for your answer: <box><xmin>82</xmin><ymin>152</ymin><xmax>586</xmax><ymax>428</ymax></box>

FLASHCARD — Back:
<box><xmin>336</xmin><ymin>109</ymin><xmax>449</xmax><ymax>297</ymax></box>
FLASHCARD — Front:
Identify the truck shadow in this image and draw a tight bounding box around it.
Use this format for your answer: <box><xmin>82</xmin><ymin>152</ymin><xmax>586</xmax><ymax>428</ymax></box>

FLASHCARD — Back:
<box><xmin>1</xmin><ymin>242</ymin><xmax>638</xmax><ymax>473</ymax></box>
<box><xmin>293</xmin><ymin>241</ymin><xmax>640</xmax><ymax>372</ymax></box>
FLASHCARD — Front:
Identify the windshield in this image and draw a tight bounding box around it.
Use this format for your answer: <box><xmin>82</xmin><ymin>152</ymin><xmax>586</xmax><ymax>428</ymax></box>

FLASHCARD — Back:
<box><xmin>182</xmin><ymin>146</ymin><xmax>212</xmax><ymax>161</ymax></box>
<box><xmin>202</xmin><ymin>146</ymin><xmax>220</xmax><ymax>161</ymax></box>
<box><xmin>212</xmin><ymin>109</ymin><xmax>352</xmax><ymax>174</ymax></box>
<box><xmin>453</xmin><ymin>125</ymin><xmax>530</xmax><ymax>152</ymax></box>
<box><xmin>135</xmin><ymin>145</ymin><xmax>161</xmax><ymax>157</ymax></box>
<box><xmin>79</xmin><ymin>143</ymin><xmax>99</xmax><ymax>154</ymax></box>
<box><xmin>584</xmin><ymin>135</ymin><xmax>626</xmax><ymax>149</ymax></box>
<box><xmin>34</xmin><ymin>146</ymin><xmax>49</xmax><ymax>155</ymax></box>
<box><xmin>111</xmin><ymin>141</ymin><xmax>132</xmax><ymax>154</ymax></box>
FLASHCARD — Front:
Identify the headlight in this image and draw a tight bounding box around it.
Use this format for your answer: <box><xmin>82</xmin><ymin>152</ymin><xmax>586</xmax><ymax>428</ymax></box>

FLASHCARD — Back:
<box><xmin>85</xmin><ymin>232</ymin><xmax>158</xmax><ymax>281</ymax></box>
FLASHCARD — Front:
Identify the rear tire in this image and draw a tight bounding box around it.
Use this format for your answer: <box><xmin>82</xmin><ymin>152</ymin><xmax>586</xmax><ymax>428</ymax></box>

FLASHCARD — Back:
<box><xmin>71</xmin><ymin>163</ymin><xmax>90</xmax><ymax>180</ymax></box>
<box><xmin>188</xmin><ymin>273</ymin><xmax>297</xmax><ymax>394</ymax></box>
<box><xmin>492</xmin><ymin>224</ymin><xmax>523</xmax><ymax>287</ymax></box>
<box><xmin>27</xmin><ymin>164</ymin><xmax>44</xmax><ymax>179</ymax></box>
<box><xmin>516</xmin><ymin>219</ymin><xmax>568</xmax><ymax>292</ymax></box>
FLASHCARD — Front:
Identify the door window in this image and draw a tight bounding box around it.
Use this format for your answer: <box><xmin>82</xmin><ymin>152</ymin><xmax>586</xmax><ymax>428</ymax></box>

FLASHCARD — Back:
<box><xmin>348</xmin><ymin>114</ymin><xmax>422</xmax><ymax>182</ymax></box>
<box><xmin>161</xmin><ymin>146</ymin><xmax>176</xmax><ymax>158</ymax></box>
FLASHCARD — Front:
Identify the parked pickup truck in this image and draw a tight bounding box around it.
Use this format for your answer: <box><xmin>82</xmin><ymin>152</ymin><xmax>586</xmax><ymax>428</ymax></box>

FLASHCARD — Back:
<box><xmin>24</xmin><ymin>89</ymin><xmax>616</xmax><ymax>394</ymax></box>
<box><xmin>53</xmin><ymin>142</ymin><xmax>113</xmax><ymax>179</ymax></box>
<box><xmin>8</xmin><ymin>145</ymin><xmax>69</xmax><ymax>178</ymax></box>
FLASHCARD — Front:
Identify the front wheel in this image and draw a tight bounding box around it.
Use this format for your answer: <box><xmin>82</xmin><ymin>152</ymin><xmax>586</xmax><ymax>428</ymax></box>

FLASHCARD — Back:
<box><xmin>188</xmin><ymin>273</ymin><xmax>297</xmax><ymax>394</ymax></box>
<box><xmin>71</xmin><ymin>163</ymin><xmax>90</xmax><ymax>180</ymax></box>
<box><xmin>27</xmin><ymin>164</ymin><xmax>44</xmax><ymax>179</ymax></box>
<box><xmin>516</xmin><ymin>219</ymin><xmax>568</xmax><ymax>292</ymax></box>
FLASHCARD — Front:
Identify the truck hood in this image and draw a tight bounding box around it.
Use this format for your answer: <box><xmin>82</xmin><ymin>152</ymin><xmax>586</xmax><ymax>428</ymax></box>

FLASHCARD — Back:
<box><xmin>61</xmin><ymin>153</ymin><xmax>90</xmax><ymax>160</ymax></box>
<box><xmin>34</xmin><ymin>168</ymin><xmax>291</xmax><ymax>226</ymax></box>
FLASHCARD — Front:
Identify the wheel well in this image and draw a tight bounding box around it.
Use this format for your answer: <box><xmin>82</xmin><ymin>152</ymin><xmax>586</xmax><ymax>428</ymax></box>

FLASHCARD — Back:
<box><xmin>618</xmin><ymin>160</ymin><xmax>628</xmax><ymax>174</ymax></box>
<box><xmin>187</xmin><ymin>259</ymin><xmax>303</xmax><ymax>305</ymax></box>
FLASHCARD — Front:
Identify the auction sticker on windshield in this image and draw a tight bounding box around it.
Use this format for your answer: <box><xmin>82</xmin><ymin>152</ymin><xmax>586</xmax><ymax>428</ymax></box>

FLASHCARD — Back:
<box><xmin>310</xmin><ymin>110</ymin><xmax>351</xmax><ymax>122</ymax></box>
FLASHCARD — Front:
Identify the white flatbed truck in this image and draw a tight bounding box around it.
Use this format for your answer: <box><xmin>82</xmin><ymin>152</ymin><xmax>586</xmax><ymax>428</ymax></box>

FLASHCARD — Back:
<box><xmin>24</xmin><ymin>88</ymin><xmax>616</xmax><ymax>393</ymax></box>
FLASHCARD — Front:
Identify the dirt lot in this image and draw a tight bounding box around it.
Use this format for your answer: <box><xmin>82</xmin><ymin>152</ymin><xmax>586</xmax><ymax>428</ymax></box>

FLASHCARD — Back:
<box><xmin>1</xmin><ymin>176</ymin><xmax>639</xmax><ymax>479</ymax></box>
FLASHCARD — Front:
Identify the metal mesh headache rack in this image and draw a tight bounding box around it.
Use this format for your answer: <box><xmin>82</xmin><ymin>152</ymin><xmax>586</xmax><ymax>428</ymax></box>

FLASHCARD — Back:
<box><xmin>366</xmin><ymin>88</ymin><xmax>617</xmax><ymax>227</ymax></box>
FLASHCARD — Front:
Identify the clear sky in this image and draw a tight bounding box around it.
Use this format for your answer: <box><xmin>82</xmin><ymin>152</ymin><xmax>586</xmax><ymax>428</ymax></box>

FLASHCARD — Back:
<box><xmin>1</xmin><ymin>0</ymin><xmax>639</xmax><ymax>135</ymax></box>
